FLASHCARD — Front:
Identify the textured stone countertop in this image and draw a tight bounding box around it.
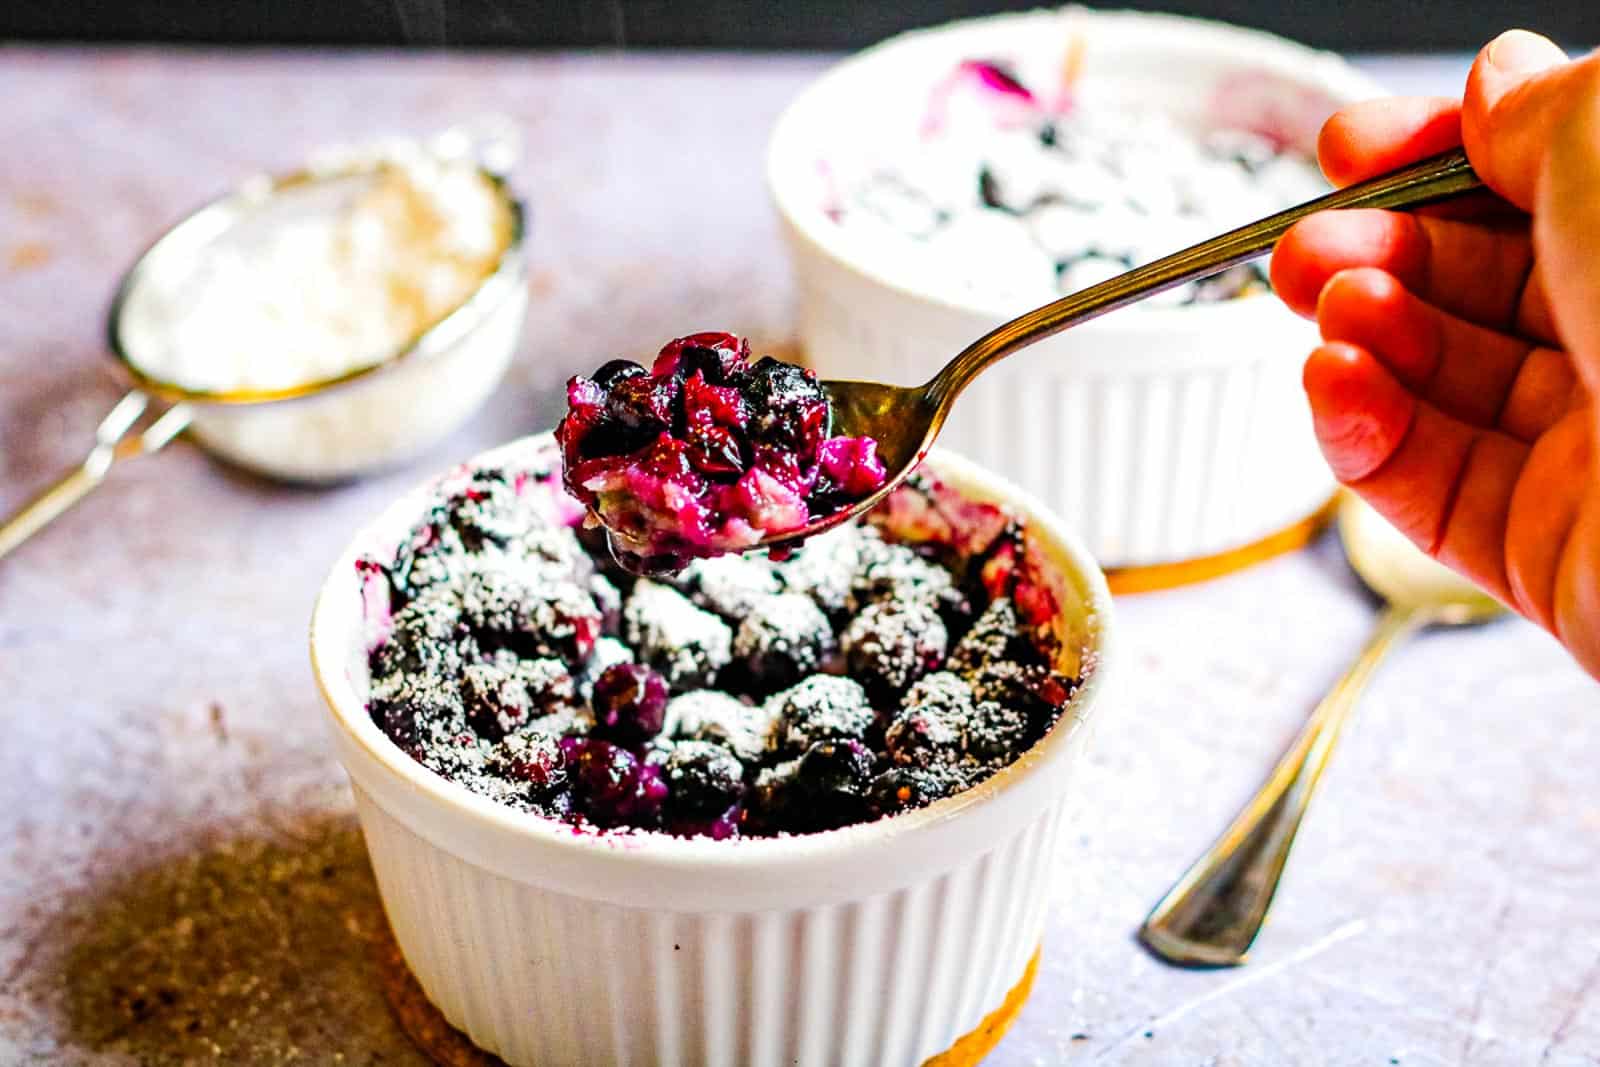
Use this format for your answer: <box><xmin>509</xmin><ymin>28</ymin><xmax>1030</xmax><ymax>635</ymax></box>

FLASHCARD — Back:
<box><xmin>3</xmin><ymin>47</ymin><xmax>1598</xmax><ymax>1067</ymax></box>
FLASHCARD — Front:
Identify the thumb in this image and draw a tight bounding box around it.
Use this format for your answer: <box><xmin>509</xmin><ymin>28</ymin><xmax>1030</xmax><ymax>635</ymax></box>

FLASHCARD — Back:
<box><xmin>1534</xmin><ymin>71</ymin><xmax>1600</xmax><ymax>394</ymax></box>
<box><xmin>1461</xmin><ymin>30</ymin><xmax>1592</xmax><ymax>208</ymax></box>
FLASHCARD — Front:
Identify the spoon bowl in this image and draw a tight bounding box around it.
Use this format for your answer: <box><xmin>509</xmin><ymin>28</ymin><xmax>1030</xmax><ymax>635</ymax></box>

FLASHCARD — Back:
<box><xmin>752</xmin><ymin>378</ymin><xmax>932</xmax><ymax>554</ymax></box>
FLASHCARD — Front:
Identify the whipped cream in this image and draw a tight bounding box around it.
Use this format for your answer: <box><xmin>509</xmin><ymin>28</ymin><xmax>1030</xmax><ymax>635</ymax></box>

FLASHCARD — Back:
<box><xmin>822</xmin><ymin>59</ymin><xmax>1328</xmax><ymax>309</ymax></box>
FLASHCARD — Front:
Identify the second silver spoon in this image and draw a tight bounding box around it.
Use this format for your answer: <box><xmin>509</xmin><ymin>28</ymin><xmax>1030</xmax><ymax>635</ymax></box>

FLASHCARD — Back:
<box><xmin>1138</xmin><ymin>493</ymin><xmax>1506</xmax><ymax>966</ymax></box>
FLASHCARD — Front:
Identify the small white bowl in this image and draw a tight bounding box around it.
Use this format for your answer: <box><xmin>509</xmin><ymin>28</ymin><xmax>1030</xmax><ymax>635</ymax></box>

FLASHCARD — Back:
<box><xmin>311</xmin><ymin>433</ymin><xmax>1115</xmax><ymax>1067</ymax></box>
<box><xmin>768</xmin><ymin>8</ymin><xmax>1385</xmax><ymax>570</ymax></box>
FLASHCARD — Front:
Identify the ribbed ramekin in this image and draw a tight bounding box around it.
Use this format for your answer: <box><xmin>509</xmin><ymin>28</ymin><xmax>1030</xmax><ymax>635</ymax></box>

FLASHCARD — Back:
<box><xmin>311</xmin><ymin>434</ymin><xmax>1115</xmax><ymax>1067</ymax></box>
<box><xmin>768</xmin><ymin>9</ymin><xmax>1385</xmax><ymax>569</ymax></box>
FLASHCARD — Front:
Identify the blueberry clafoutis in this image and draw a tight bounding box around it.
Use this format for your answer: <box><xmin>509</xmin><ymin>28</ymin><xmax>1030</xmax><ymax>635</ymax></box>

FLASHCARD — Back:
<box><xmin>358</xmin><ymin>443</ymin><xmax>1083</xmax><ymax>840</ymax></box>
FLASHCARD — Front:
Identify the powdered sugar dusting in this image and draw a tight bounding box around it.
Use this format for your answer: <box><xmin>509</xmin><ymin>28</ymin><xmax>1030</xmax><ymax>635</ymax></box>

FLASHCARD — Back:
<box><xmin>358</xmin><ymin>439</ymin><xmax>1088</xmax><ymax>839</ymax></box>
<box><xmin>623</xmin><ymin>581</ymin><xmax>734</xmax><ymax>690</ymax></box>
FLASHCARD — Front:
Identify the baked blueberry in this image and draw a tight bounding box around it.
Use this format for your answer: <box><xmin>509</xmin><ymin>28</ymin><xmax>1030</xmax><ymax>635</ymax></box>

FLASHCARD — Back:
<box><xmin>965</xmin><ymin>701</ymin><xmax>1029</xmax><ymax>765</ymax></box>
<box><xmin>661</xmin><ymin>740</ymin><xmax>746</xmax><ymax>829</ymax></box>
<box><xmin>578</xmin><ymin>636</ymin><xmax>635</xmax><ymax>701</ymax></box>
<box><xmin>380</xmin><ymin>685</ymin><xmax>484</xmax><ymax>782</ymax></box>
<box><xmin>730</xmin><ymin>593</ymin><xmax>837</xmax><ymax>693</ymax></box>
<box><xmin>885</xmin><ymin>672</ymin><xmax>1028</xmax><ymax>769</ymax></box>
<box><xmin>949</xmin><ymin>598</ymin><xmax>1073</xmax><ymax>734</ymax></box>
<box><xmin>590</xmin><ymin>662</ymin><xmax>670</xmax><ymax>747</ymax></box>
<box><xmin>372</xmin><ymin>589</ymin><xmax>476</xmax><ymax>684</ymax></box>
<box><xmin>778</xmin><ymin>523</ymin><xmax>865</xmax><ymax>620</ymax></box>
<box><xmin>606</xmin><ymin>370</ymin><xmax>679</xmax><ymax>434</ymax></box>
<box><xmin>841</xmin><ymin>597</ymin><xmax>948</xmax><ymax>702</ymax></box>
<box><xmin>797</xmin><ymin>737</ymin><xmax>875</xmax><ymax>791</ymax></box>
<box><xmin>765</xmin><ymin>676</ymin><xmax>875</xmax><ymax>757</ymax></box>
<box><xmin>849</xmin><ymin>540</ymin><xmax>969</xmax><ymax>623</ymax></box>
<box><xmin>674</xmin><ymin>554</ymin><xmax>782</xmax><ymax>620</ymax></box>
<box><xmin>460</xmin><ymin>565</ymin><xmax>601</xmax><ymax>667</ymax></box>
<box><xmin>591</xmin><ymin>357</ymin><xmax>649</xmax><ymax>389</ymax></box>
<box><xmin>883</xmin><ymin>702</ymin><xmax>964</xmax><ymax>771</ymax></box>
<box><xmin>562</xmin><ymin>737</ymin><xmax>668</xmax><ymax>829</ymax></box>
<box><xmin>440</xmin><ymin>475</ymin><xmax>524</xmax><ymax>553</ymax></box>
<box><xmin>662</xmin><ymin>690</ymin><xmax>773</xmax><ymax>764</ymax></box>
<box><xmin>741</xmin><ymin>758</ymin><xmax>803</xmax><ymax>834</ymax></box>
<box><xmin>622</xmin><ymin>580</ymin><xmax>733</xmax><ymax>690</ymax></box>
<box><xmin>384</xmin><ymin>514</ymin><xmax>461</xmax><ymax>603</ymax></box>
<box><xmin>743</xmin><ymin>356</ymin><xmax>830</xmax><ymax>455</ymax></box>
<box><xmin>964</xmin><ymin>660</ymin><xmax>1074</xmax><ymax>736</ymax></box>
<box><xmin>867</xmin><ymin>765</ymin><xmax>971</xmax><ymax>817</ymax></box>
<box><xmin>947</xmin><ymin>598</ymin><xmax>1033</xmax><ymax>675</ymax></box>
<box><xmin>515</xmin><ymin>524</ymin><xmax>599</xmax><ymax>586</ymax></box>
<box><xmin>461</xmin><ymin>655</ymin><xmax>580</xmax><ymax>741</ymax></box>
<box><xmin>369</xmin><ymin>689</ymin><xmax>439</xmax><ymax>758</ymax></box>
<box><xmin>486</xmin><ymin>731</ymin><xmax>569</xmax><ymax>794</ymax></box>
<box><xmin>793</xmin><ymin>738</ymin><xmax>876</xmax><ymax>829</ymax></box>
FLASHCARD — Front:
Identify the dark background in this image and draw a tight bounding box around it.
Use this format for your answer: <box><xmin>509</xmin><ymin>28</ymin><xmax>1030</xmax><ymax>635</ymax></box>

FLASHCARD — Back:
<box><xmin>4</xmin><ymin>1</ymin><xmax>1596</xmax><ymax>52</ymax></box>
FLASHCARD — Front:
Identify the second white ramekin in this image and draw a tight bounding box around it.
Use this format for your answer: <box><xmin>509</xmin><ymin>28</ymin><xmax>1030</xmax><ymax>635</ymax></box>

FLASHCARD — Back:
<box><xmin>768</xmin><ymin>9</ymin><xmax>1386</xmax><ymax>569</ymax></box>
<box><xmin>311</xmin><ymin>434</ymin><xmax>1115</xmax><ymax>1067</ymax></box>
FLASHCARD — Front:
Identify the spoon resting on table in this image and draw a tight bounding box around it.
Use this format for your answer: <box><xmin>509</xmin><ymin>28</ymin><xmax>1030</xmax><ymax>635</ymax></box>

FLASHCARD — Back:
<box><xmin>1138</xmin><ymin>492</ymin><xmax>1506</xmax><ymax>968</ymax></box>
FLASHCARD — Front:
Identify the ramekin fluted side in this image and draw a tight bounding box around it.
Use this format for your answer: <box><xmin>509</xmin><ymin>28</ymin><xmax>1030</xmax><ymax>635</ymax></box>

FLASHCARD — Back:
<box><xmin>356</xmin><ymin>786</ymin><xmax>1069</xmax><ymax>1067</ymax></box>
<box><xmin>312</xmin><ymin>436</ymin><xmax>1114</xmax><ymax>1066</ymax></box>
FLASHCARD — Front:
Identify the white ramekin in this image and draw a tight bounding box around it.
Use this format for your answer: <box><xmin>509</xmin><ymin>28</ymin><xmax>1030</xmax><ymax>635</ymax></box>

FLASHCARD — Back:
<box><xmin>311</xmin><ymin>434</ymin><xmax>1115</xmax><ymax>1067</ymax></box>
<box><xmin>768</xmin><ymin>8</ymin><xmax>1386</xmax><ymax>569</ymax></box>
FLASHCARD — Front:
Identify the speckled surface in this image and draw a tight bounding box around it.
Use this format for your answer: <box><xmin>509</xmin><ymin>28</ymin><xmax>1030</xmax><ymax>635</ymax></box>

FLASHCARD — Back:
<box><xmin>3</xmin><ymin>47</ymin><xmax>1599</xmax><ymax>1067</ymax></box>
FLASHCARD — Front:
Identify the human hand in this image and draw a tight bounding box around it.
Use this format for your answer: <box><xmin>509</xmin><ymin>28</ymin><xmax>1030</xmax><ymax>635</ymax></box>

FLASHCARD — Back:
<box><xmin>1270</xmin><ymin>31</ymin><xmax>1600</xmax><ymax>678</ymax></box>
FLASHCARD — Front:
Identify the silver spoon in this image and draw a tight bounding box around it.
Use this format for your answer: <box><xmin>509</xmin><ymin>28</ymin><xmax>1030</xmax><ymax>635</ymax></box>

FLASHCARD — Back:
<box><xmin>749</xmin><ymin>148</ymin><xmax>1483</xmax><ymax>551</ymax></box>
<box><xmin>1138</xmin><ymin>492</ymin><xmax>1506</xmax><ymax>967</ymax></box>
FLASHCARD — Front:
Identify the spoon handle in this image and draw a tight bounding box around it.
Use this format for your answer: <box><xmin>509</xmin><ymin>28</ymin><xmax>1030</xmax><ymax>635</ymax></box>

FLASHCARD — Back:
<box><xmin>0</xmin><ymin>391</ymin><xmax>190</xmax><ymax>563</ymax></box>
<box><xmin>1137</xmin><ymin>602</ymin><xmax>1430</xmax><ymax>967</ymax></box>
<box><xmin>929</xmin><ymin>148</ymin><xmax>1481</xmax><ymax>405</ymax></box>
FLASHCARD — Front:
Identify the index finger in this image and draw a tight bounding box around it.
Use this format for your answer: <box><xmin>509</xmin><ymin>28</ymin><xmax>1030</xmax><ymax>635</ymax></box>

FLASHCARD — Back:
<box><xmin>1314</xmin><ymin>95</ymin><xmax>1513</xmax><ymax>223</ymax></box>
<box><xmin>1317</xmin><ymin>96</ymin><xmax>1463</xmax><ymax>186</ymax></box>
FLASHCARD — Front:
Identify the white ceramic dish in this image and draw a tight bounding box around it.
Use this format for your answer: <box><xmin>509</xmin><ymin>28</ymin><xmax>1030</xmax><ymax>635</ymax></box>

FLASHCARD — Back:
<box><xmin>768</xmin><ymin>8</ymin><xmax>1386</xmax><ymax>569</ymax></box>
<box><xmin>311</xmin><ymin>433</ymin><xmax>1115</xmax><ymax>1067</ymax></box>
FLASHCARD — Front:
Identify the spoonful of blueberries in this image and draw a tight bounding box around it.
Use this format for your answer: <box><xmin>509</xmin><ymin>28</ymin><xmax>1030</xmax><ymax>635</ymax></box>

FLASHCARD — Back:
<box><xmin>559</xmin><ymin>148</ymin><xmax>1482</xmax><ymax>574</ymax></box>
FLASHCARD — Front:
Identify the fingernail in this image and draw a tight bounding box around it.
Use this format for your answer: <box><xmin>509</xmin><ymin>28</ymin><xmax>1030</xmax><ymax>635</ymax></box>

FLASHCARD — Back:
<box><xmin>1487</xmin><ymin>29</ymin><xmax>1565</xmax><ymax>74</ymax></box>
